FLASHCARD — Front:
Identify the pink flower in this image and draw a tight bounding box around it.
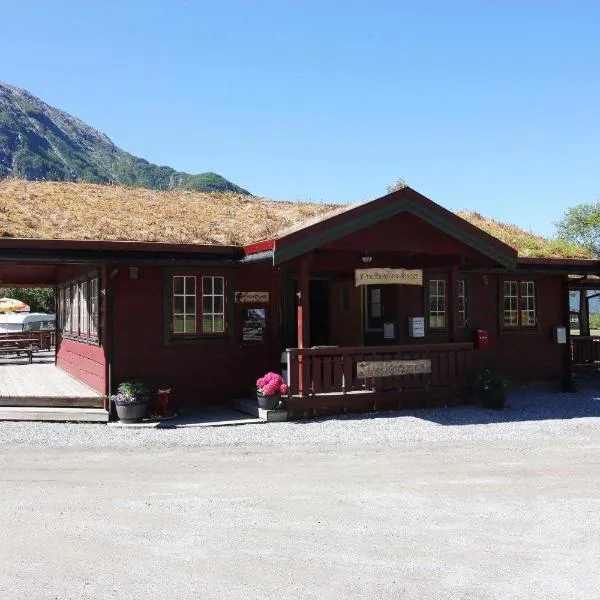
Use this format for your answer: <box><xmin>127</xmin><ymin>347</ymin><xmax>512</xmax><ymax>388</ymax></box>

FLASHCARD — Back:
<box><xmin>256</xmin><ymin>371</ymin><xmax>288</xmax><ymax>396</ymax></box>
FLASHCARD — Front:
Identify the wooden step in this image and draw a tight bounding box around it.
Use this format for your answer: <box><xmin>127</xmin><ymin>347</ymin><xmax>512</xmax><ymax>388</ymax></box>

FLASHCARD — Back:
<box><xmin>0</xmin><ymin>396</ymin><xmax>105</xmax><ymax>409</ymax></box>
<box><xmin>232</xmin><ymin>398</ymin><xmax>288</xmax><ymax>422</ymax></box>
<box><xmin>0</xmin><ymin>406</ymin><xmax>109</xmax><ymax>423</ymax></box>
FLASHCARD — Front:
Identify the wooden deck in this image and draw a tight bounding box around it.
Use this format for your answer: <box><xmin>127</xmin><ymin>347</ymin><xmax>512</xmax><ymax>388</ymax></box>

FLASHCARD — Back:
<box><xmin>0</xmin><ymin>350</ymin><xmax>108</xmax><ymax>422</ymax></box>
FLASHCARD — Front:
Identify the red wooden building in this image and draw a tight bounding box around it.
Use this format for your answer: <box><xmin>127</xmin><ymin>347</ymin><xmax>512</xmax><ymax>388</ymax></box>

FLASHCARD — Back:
<box><xmin>1</xmin><ymin>184</ymin><xmax>598</xmax><ymax>417</ymax></box>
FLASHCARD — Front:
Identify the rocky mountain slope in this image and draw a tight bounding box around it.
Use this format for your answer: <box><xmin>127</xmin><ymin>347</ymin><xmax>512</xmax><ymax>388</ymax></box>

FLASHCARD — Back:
<box><xmin>0</xmin><ymin>82</ymin><xmax>249</xmax><ymax>194</ymax></box>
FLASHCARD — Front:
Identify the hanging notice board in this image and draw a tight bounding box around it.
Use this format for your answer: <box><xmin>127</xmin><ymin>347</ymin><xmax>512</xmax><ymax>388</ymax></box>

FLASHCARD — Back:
<box><xmin>241</xmin><ymin>308</ymin><xmax>267</xmax><ymax>344</ymax></box>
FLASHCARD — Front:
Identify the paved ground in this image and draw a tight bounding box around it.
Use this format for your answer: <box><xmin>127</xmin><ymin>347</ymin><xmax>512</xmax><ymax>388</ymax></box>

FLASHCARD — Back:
<box><xmin>1</xmin><ymin>387</ymin><xmax>600</xmax><ymax>599</ymax></box>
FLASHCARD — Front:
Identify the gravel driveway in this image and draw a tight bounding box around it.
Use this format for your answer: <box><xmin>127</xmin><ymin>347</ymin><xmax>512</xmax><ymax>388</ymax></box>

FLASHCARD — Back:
<box><xmin>1</xmin><ymin>386</ymin><xmax>600</xmax><ymax>599</ymax></box>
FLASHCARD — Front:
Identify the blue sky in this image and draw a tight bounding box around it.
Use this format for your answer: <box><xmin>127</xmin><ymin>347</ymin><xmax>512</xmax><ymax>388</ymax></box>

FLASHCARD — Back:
<box><xmin>2</xmin><ymin>1</ymin><xmax>599</xmax><ymax>237</ymax></box>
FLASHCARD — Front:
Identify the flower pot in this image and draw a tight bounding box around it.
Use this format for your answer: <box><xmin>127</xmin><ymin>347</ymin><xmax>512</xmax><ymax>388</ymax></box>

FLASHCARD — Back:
<box><xmin>480</xmin><ymin>388</ymin><xmax>506</xmax><ymax>410</ymax></box>
<box><xmin>256</xmin><ymin>393</ymin><xmax>280</xmax><ymax>410</ymax></box>
<box><xmin>114</xmin><ymin>399</ymin><xmax>149</xmax><ymax>423</ymax></box>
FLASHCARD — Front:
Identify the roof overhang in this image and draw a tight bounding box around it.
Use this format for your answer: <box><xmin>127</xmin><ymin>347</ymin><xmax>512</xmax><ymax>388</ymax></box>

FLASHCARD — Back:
<box><xmin>271</xmin><ymin>187</ymin><xmax>518</xmax><ymax>269</ymax></box>
<box><xmin>0</xmin><ymin>237</ymin><xmax>242</xmax><ymax>264</ymax></box>
<box><xmin>516</xmin><ymin>257</ymin><xmax>600</xmax><ymax>275</ymax></box>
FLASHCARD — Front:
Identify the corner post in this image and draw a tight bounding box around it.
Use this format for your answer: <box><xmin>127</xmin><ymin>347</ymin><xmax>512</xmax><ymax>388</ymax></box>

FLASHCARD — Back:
<box><xmin>297</xmin><ymin>257</ymin><xmax>310</xmax><ymax>396</ymax></box>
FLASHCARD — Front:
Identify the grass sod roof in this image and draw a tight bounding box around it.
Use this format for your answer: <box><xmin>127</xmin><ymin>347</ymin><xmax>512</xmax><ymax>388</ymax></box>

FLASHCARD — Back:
<box><xmin>0</xmin><ymin>179</ymin><xmax>591</xmax><ymax>258</ymax></box>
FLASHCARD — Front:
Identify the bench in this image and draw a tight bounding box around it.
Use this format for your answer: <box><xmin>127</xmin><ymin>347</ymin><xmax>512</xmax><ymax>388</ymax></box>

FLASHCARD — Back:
<box><xmin>0</xmin><ymin>345</ymin><xmax>34</xmax><ymax>363</ymax></box>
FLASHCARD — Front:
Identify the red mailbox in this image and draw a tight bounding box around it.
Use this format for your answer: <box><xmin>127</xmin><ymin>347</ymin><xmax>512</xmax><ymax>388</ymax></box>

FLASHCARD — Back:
<box><xmin>475</xmin><ymin>329</ymin><xmax>489</xmax><ymax>349</ymax></box>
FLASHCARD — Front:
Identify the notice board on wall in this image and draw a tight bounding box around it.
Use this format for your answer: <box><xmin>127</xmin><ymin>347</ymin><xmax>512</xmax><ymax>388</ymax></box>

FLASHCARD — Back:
<box><xmin>241</xmin><ymin>308</ymin><xmax>267</xmax><ymax>344</ymax></box>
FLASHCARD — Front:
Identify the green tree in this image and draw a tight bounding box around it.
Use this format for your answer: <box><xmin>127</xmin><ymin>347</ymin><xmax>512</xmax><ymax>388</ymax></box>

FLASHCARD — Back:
<box><xmin>555</xmin><ymin>202</ymin><xmax>600</xmax><ymax>257</ymax></box>
<box><xmin>0</xmin><ymin>287</ymin><xmax>54</xmax><ymax>313</ymax></box>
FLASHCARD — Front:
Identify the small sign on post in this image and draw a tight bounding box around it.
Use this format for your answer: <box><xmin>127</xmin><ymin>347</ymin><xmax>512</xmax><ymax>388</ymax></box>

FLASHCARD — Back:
<box><xmin>235</xmin><ymin>292</ymin><xmax>270</xmax><ymax>303</ymax></box>
<box><xmin>357</xmin><ymin>359</ymin><xmax>432</xmax><ymax>378</ymax></box>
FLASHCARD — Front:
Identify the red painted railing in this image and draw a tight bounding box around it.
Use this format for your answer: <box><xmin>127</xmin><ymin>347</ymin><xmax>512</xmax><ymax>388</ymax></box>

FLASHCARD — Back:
<box><xmin>287</xmin><ymin>343</ymin><xmax>474</xmax><ymax>397</ymax></box>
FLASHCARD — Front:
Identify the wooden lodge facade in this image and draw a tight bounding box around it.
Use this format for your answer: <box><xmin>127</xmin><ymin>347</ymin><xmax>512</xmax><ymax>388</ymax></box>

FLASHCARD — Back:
<box><xmin>1</xmin><ymin>184</ymin><xmax>599</xmax><ymax>418</ymax></box>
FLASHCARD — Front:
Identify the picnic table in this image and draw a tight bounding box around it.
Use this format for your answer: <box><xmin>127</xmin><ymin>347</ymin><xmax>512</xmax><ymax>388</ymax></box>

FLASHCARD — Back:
<box><xmin>0</xmin><ymin>338</ymin><xmax>39</xmax><ymax>363</ymax></box>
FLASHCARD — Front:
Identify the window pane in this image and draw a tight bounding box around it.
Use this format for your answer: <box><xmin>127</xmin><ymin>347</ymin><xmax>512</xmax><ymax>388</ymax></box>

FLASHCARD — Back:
<box><xmin>202</xmin><ymin>315</ymin><xmax>213</xmax><ymax>333</ymax></box>
<box><xmin>214</xmin><ymin>296</ymin><xmax>224</xmax><ymax>314</ymax></box>
<box><xmin>173</xmin><ymin>296</ymin><xmax>184</xmax><ymax>313</ymax></box>
<box><xmin>184</xmin><ymin>295</ymin><xmax>196</xmax><ymax>314</ymax></box>
<box><xmin>173</xmin><ymin>276</ymin><xmax>184</xmax><ymax>295</ymax></box>
<box><xmin>173</xmin><ymin>315</ymin><xmax>185</xmax><ymax>333</ymax></box>
<box><xmin>203</xmin><ymin>296</ymin><xmax>213</xmax><ymax>313</ymax></box>
<box><xmin>203</xmin><ymin>276</ymin><xmax>213</xmax><ymax>294</ymax></box>
<box><xmin>184</xmin><ymin>276</ymin><xmax>196</xmax><ymax>295</ymax></box>
<box><xmin>213</xmin><ymin>315</ymin><xmax>225</xmax><ymax>333</ymax></box>
<box><xmin>213</xmin><ymin>277</ymin><xmax>224</xmax><ymax>294</ymax></box>
<box><xmin>185</xmin><ymin>315</ymin><xmax>196</xmax><ymax>333</ymax></box>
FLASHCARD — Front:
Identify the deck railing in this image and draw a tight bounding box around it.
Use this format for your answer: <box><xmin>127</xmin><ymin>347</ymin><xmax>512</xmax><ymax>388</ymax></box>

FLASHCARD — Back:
<box><xmin>287</xmin><ymin>343</ymin><xmax>474</xmax><ymax>397</ymax></box>
<box><xmin>571</xmin><ymin>336</ymin><xmax>600</xmax><ymax>367</ymax></box>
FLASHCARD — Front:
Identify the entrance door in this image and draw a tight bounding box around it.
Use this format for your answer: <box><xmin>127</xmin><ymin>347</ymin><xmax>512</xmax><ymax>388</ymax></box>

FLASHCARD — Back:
<box><xmin>329</xmin><ymin>281</ymin><xmax>362</xmax><ymax>346</ymax></box>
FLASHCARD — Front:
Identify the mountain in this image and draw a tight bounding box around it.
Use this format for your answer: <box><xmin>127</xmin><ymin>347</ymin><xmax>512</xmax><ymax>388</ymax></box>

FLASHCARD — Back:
<box><xmin>0</xmin><ymin>82</ymin><xmax>250</xmax><ymax>194</ymax></box>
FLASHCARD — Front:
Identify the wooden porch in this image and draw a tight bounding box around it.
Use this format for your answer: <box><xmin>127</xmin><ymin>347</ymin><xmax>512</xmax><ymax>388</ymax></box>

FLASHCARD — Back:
<box><xmin>286</xmin><ymin>342</ymin><xmax>474</xmax><ymax>418</ymax></box>
<box><xmin>0</xmin><ymin>350</ymin><xmax>108</xmax><ymax>422</ymax></box>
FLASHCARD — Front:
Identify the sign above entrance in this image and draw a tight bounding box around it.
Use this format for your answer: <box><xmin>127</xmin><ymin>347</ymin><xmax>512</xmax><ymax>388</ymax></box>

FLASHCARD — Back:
<box><xmin>355</xmin><ymin>268</ymin><xmax>423</xmax><ymax>287</ymax></box>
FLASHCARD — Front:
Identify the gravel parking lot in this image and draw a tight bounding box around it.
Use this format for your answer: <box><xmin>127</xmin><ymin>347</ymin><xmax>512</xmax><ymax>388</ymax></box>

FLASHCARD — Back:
<box><xmin>1</xmin><ymin>386</ymin><xmax>600</xmax><ymax>599</ymax></box>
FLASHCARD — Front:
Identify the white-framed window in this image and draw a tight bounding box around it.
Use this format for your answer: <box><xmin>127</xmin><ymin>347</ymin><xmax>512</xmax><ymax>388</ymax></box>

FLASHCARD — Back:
<box><xmin>171</xmin><ymin>275</ymin><xmax>227</xmax><ymax>336</ymax></box>
<box><xmin>428</xmin><ymin>279</ymin><xmax>446</xmax><ymax>329</ymax></box>
<box><xmin>202</xmin><ymin>276</ymin><xmax>225</xmax><ymax>334</ymax></box>
<box><xmin>172</xmin><ymin>275</ymin><xmax>197</xmax><ymax>334</ymax></box>
<box><xmin>503</xmin><ymin>280</ymin><xmax>536</xmax><ymax>328</ymax></box>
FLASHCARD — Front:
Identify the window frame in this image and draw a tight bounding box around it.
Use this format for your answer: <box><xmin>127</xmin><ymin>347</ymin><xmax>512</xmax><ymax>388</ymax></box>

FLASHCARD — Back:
<box><xmin>170</xmin><ymin>272</ymin><xmax>229</xmax><ymax>340</ymax></box>
<box><xmin>500</xmin><ymin>278</ymin><xmax>538</xmax><ymax>330</ymax></box>
<box><xmin>57</xmin><ymin>273</ymin><xmax>101</xmax><ymax>344</ymax></box>
<box><xmin>427</xmin><ymin>276</ymin><xmax>448</xmax><ymax>331</ymax></box>
<box><xmin>363</xmin><ymin>285</ymin><xmax>384</xmax><ymax>331</ymax></box>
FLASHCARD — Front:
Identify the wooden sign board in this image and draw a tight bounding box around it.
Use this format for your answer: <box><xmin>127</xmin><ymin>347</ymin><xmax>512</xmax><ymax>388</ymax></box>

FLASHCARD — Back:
<box><xmin>235</xmin><ymin>292</ymin><xmax>270</xmax><ymax>303</ymax></box>
<box><xmin>241</xmin><ymin>308</ymin><xmax>266</xmax><ymax>344</ymax></box>
<box><xmin>355</xmin><ymin>268</ymin><xmax>423</xmax><ymax>287</ymax></box>
<box><xmin>357</xmin><ymin>359</ymin><xmax>431</xmax><ymax>378</ymax></box>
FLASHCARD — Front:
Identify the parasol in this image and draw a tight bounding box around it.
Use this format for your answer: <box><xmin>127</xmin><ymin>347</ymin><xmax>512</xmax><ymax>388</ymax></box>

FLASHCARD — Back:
<box><xmin>0</xmin><ymin>297</ymin><xmax>30</xmax><ymax>313</ymax></box>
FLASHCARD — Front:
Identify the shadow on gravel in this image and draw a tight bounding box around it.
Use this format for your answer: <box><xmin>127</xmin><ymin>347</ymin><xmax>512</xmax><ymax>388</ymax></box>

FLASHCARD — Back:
<box><xmin>305</xmin><ymin>386</ymin><xmax>600</xmax><ymax>427</ymax></box>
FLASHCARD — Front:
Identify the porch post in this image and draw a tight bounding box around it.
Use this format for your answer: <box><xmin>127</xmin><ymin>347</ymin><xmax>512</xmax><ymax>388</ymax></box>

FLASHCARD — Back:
<box><xmin>297</xmin><ymin>257</ymin><xmax>310</xmax><ymax>396</ymax></box>
<box><xmin>579</xmin><ymin>288</ymin><xmax>590</xmax><ymax>337</ymax></box>
<box><xmin>448</xmin><ymin>265</ymin><xmax>458</xmax><ymax>342</ymax></box>
<box><xmin>297</xmin><ymin>257</ymin><xmax>310</xmax><ymax>348</ymax></box>
<box><xmin>563</xmin><ymin>276</ymin><xmax>575</xmax><ymax>391</ymax></box>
